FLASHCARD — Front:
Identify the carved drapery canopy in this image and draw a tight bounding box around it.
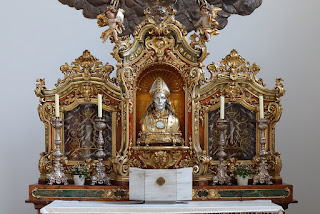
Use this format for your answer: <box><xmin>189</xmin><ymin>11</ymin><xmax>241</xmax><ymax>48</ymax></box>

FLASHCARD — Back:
<box><xmin>58</xmin><ymin>0</ymin><xmax>262</xmax><ymax>35</ymax></box>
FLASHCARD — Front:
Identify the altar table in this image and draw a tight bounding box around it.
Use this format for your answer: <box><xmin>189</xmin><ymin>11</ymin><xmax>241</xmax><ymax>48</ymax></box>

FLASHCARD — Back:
<box><xmin>40</xmin><ymin>200</ymin><xmax>284</xmax><ymax>214</ymax></box>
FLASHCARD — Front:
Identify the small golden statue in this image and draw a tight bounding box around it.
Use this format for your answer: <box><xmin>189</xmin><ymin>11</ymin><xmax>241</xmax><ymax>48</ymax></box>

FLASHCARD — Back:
<box><xmin>97</xmin><ymin>6</ymin><xmax>125</xmax><ymax>43</ymax></box>
<box><xmin>138</xmin><ymin>77</ymin><xmax>184</xmax><ymax>146</ymax></box>
<box><xmin>194</xmin><ymin>3</ymin><xmax>221</xmax><ymax>42</ymax></box>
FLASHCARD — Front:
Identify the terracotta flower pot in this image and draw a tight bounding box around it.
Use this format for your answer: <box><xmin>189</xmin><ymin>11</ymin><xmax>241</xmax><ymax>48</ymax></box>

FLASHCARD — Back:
<box><xmin>73</xmin><ymin>175</ymin><xmax>86</xmax><ymax>185</ymax></box>
<box><xmin>236</xmin><ymin>175</ymin><xmax>249</xmax><ymax>186</ymax></box>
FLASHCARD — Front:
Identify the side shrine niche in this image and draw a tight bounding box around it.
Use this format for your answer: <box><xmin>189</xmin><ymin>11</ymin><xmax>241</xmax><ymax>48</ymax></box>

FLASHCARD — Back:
<box><xmin>28</xmin><ymin>2</ymin><xmax>295</xmax><ymax>213</ymax></box>
<box><xmin>35</xmin><ymin>50</ymin><xmax>122</xmax><ymax>182</ymax></box>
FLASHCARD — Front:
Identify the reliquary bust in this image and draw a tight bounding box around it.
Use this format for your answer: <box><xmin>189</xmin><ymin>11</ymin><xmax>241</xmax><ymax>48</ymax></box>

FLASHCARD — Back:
<box><xmin>138</xmin><ymin>77</ymin><xmax>184</xmax><ymax>146</ymax></box>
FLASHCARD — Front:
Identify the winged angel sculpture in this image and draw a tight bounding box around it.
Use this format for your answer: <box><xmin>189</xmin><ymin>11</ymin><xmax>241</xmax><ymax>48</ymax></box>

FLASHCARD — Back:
<box><xmin>97</xmin><ymin>6</ymin><xmax>125</xmax><ymax>43</ymax></box>
<box><xmin>58</xmin><ymin>0</ymin><xmax>262</xmax><ymax>36</ymax></box>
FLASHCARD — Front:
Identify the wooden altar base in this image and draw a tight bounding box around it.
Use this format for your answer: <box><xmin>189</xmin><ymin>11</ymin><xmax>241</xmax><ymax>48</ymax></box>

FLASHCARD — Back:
<box><xmin>26</xmin><ymin>183</ymin><xmax>297</xmax><ymax>214</ymax></box>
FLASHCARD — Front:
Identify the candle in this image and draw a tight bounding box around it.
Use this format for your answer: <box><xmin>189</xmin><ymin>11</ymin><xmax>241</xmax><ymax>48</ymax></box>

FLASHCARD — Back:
<box><xmin>259</xmin><ymin>95</ymin><xmax>264</xmax><ymax>119</ymax></box>
<box><xmin>98</xmin><ymin>94</ymin><xmax>102</xmax><ymax>118</ymax></box>
<box><xmin>220</xmin><ymin>95</ymin><xmax>225</xmax><ymax>120</ymax></box>
<box><xmin>55</xmin><ymin>94</ymin><xmax>60</xmax><ymax>118</ymax></box>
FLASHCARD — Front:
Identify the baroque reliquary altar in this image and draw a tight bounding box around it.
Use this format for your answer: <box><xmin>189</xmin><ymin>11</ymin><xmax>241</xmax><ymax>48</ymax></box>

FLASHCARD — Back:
<box><xmin>27</xmin><ymin>0</ymin><xmax>295</xmax><ymax>213</ymax></box>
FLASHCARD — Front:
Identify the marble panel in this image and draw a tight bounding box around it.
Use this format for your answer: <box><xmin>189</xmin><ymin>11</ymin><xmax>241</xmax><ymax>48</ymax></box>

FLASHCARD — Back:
<box><xmin>176</xmin><ymin>168</ymin><xmax>192</xmax><ymax>200</ymax></box>
<box><xmin>129</xmin><ymin>168</ymin><xmax>193</xmax><ymax>201</ymax></box>
<box><xmin>129</xmin><ymin>168</ymin><xmax>145</xmax><ymax>201</ymax></box>
<box><xmin>145</xmin><ymin>169</ymin><xmax>177</xmax><ymax>201</ymax></box>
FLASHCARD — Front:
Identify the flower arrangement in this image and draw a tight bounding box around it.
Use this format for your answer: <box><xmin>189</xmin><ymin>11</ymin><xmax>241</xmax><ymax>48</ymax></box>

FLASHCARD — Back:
<box><xmin>233</xmin><ymin>164</ymin><xmax>253</xmax><ymax>178</ymax></box>
<box><xmin>71</xmin><ymin>163</ymin><xmax>88</xmax><ymax>179</ymax></box>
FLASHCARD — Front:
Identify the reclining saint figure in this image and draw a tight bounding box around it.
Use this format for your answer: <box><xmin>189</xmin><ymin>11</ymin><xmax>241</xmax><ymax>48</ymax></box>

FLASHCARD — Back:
<box><xmin>138</xmin><ymin>77</ymin><xmax>184</xmax><ymax>146</ymax></box>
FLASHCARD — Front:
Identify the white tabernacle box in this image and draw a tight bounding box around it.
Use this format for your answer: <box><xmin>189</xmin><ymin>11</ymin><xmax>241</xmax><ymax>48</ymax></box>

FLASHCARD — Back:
<box><xmin>129</xmin><ymin>167</ymin><xmax>193</xmax><ymax>202</ymax></box>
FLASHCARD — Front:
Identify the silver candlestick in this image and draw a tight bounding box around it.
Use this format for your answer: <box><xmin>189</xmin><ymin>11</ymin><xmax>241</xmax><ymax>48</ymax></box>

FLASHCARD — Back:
<box><xmin>48</xmin><ymin>117</ymin><xmax>68</xmax><ymax>185</ymax></box>
<box><xmin>91</xmin><ymin>117</ymin><xmax>111</xmax><ymax>185</ymax></box>
<box><xmin>253</xmin><ymin>119</ymin><xmax>272</xmax><ymax>185</ymax></box>
<box><xmin>213</xmin><ymin>119</ymin><xmax>231</xmax><ymax>185</ymax></box>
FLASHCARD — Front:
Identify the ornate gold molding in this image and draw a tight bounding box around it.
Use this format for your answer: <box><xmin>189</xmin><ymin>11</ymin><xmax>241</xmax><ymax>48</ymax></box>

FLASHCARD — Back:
<box><xmin>129</xmin><ymin>146</ymin><xmax>190</xmax><ymax>169</ymax></box>
<box><xmin>192</xmin><ymin>188</ymin><xmax>221</xmax><ymax>200</ymax></box>
<box><xmin>31</xmin><ymin>188</ymin><xmax>40</xmax><ymax>199</ymax></box>
<box><xmin>102</xmin><ymin>189</ymin><xmax>129</xmax><ymax>200</ymax></box>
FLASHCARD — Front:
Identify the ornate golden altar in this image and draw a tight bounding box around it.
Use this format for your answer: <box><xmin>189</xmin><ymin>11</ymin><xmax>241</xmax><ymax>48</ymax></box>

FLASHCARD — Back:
<box><xmin>27</xmin><ymin>2</ymin><xmax>295</xmax><ymax>213</ymax></box>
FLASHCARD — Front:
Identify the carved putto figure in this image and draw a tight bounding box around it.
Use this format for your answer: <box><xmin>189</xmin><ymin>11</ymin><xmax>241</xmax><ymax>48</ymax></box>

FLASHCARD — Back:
<box><xmin>138</xmin><ymin>77</ymin><xmax>184</xmax><ymax>146</ymax></box>
<box><xmin>194</xmin><ymin>3</ymin><xmax>221</xmax><ymax>41</ymax></box>
<box><xmin>97</xmin><ymin>6</ymin><xmax>124</xmax><ymax>43</ymax></box>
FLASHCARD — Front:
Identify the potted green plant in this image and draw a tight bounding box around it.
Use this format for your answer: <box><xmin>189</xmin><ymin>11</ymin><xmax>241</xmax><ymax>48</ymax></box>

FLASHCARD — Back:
<box><xmin>71</xmin><ymin>163</ymin><xmax>88</xmax><ymax>185</ymax></box>
<box><xmin>233</xmin><ymin>164</ymin><xmax>253</xmax><ymax>186</ymax></box>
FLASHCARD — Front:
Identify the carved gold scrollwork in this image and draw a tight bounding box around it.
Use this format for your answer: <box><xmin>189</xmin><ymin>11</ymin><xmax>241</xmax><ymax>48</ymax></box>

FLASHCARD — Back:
<box><xmin>274</xmin><ymin>78</ymin><xmax>285</xmax><ymax>102</ymax></box>
<box><xmin>82</xmin><ymin>159</ymin><xmax>97</xmax><ymax>176</ymax></box>
<box><xmin>60</xmin><ymin>84</ymin><xmax>116</xmax><ymax>107</ymax></box>
<box><xmin>267</xmin><ymin>152</ymin><xmax>282</xmax><ymax>178</ymax></box>
<box><xmin>225</xmin><ymin>157</ymin><xmax>239</xmax><ymax>176</ymax></box>
<box><xmin>193</xmin><ymin>153</ymin><xmax>212</xmax><ymax>176</ymax></box>
<box><xmin>187</xmin><ymin>67</ymin><xmax>205</xmax><ymax>113</ymax></box>
<box><xmin>129</xmin><ymin>158</ymin><xmax>142</xmax><ymax>168</ymax></box>
<box><xmin>75</xmin><ymin>83</ymin><xmax>98</xmax><ymax>102</ymax></box>
<box><xmin>35</xmin><ymin>79</ymin><xmax>46</xmax><ymax>103</ymax></box>
<box><xmin>265</xmin><ymin>102</ymin><xmax>281</xmax><ymax>122</ymax></box>
<box><xmin>207</xmin><ymin>49</ymin><xmax>264</xmax><ymax>86</ymax></box>
<box><xmin>252</xmin><ymin>152</ymin><xmax>282</xmax><ymax>178</ymax></box>
<box><xmin>179</xmin><ymin>155</ymin><xmax>194</xmax><ymax>168</ymax></box>
<box><xmin>38</xmin><ymin>102</ymin><xmax>55</xmax><ymax>123</ymax></box>
<box><xmin>135</xmin><ymin>6</ymin><xmax>184</xmax><ymax>37</ymax></box>
<box><xmin>56</xmin><ymin>50</ymin><xmax>115</xmax><ymax>87</ymax></box>
<box><xmin>145</xmin><ymin>36</ymin><xmax>175</xmax><ymax>57</ymax></box>
<box><xmin>111</xmin><ymin>153</ymin><xmax>129</xmax><ymax>176</ymax></box>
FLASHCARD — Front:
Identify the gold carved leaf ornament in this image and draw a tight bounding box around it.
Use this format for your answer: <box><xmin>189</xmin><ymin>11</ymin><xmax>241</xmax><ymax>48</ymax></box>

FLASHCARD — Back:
<box><xmin>35</xmin><ymin>78</ymin><xmax>46</xmax><ymax>102</ymax></box>
<box><xmin>138</xmin><ymin>150</ymin><xmax>183</xmax><ymax>169</ymax></box>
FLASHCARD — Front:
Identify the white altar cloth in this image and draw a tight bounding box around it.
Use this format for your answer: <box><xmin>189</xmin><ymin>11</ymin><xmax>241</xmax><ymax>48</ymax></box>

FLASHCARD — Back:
<box><xmin>40</xmin><ymin>200</ymin><xmax>284</xmax><ymax>214</ymax></box>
